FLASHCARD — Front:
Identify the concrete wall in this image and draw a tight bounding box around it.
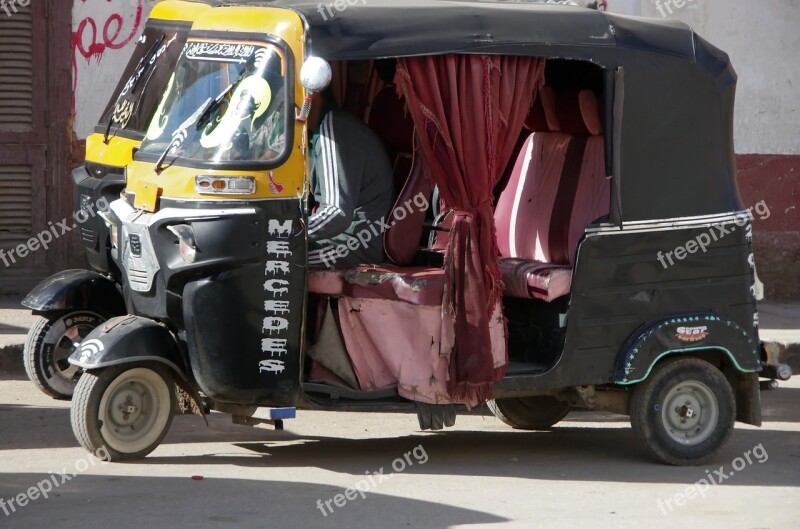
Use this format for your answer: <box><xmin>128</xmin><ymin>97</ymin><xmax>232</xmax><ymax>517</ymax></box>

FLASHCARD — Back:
<box><xmin>637</xmin><ymin>0</ymin><xmax>800</xmax><ymax>156</ymax></box>
<box><xmin>72</xmin><ymin>0</ymin><xmax>158</xmax><ymax>139</ymax></box>
<box><xmin>66</xmin><ymin>0</ymin><xmax>800</xmax><ymax>300</ymax></box>
<box><xmin>606</xmin><ymin>0</ymin><xmax>800</xmax><ymax>300</ymax></box>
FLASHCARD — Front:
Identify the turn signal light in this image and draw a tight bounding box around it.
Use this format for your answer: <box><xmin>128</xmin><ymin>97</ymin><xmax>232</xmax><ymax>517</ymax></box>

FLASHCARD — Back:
<box><xmin>195</xmin><ymin>176</ymin><xmax>255</xmax><ymax>195</ymax></box>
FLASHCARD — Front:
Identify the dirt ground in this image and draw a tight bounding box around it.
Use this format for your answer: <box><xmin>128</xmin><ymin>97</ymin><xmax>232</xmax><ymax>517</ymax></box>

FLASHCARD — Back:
<box><xmin>0</xmin><ymin>372</ymin><xmax>798</xmax><ymax>529</ymax></box>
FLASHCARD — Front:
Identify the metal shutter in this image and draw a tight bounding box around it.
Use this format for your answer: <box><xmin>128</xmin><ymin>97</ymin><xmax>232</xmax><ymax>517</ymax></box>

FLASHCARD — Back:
<box><xmin>0</xmin><ymin>5</ymin><xmax>34</xmax><ymax>131</ymax></box>
<box><xmin>0</xmin><ymin>3</ymin><xmax>46</xmax><ymax>271</ymax></box>
<box><xmin>0</xmin><ymin>164</ymin><xmax>32</xmax><ymax>247</ymax></box>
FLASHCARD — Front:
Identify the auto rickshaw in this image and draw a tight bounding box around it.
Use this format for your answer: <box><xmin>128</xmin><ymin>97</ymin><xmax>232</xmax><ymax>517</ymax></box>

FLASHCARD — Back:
<box><xmin>20</xmin><ymin>0</ymin><xmax>219</xmax><ymax>399</ymax></box>
<box><xmin>67</xmin><ymin>0</ymin><xmax>791</xmax><ymax>465</ymax></box>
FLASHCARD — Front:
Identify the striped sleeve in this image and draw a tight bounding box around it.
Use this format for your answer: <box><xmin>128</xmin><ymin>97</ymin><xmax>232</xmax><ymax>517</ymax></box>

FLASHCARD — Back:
<box><xmin>307</xmin><ymin>112</ymin><xmax>361</xmax><ymax>242</ymax></box>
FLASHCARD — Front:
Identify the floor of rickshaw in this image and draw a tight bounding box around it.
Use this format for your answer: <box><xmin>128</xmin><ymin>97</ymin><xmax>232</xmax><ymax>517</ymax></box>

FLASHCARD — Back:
<box><xmin>505</xmin><ymin>361</ymin><xmax>551</xmax><ymax>376</ymax></box>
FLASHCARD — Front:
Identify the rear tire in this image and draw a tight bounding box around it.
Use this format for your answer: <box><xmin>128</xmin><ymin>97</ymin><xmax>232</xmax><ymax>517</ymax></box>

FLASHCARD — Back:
<box><xmin>23</xmin><ymin>311</ymin><xmax>106</xmax><ymax>400</ymax></box>
<box><xmin>488</xmin><ymin>396</ymin><xmax>571</xmax><ymax>430</ymax></box>
<box><xmin>71</xmin><ymin>363</ymin><xmax>175</xmax><ymax>461</ymax></box>
<box><xmin>630</xmin><ymin>357</ymin><xmax>735</xmax><ymax>466</ymax></box>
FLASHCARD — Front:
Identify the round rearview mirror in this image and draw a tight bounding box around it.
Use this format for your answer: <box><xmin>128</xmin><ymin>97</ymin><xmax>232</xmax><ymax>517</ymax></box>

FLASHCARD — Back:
<box><xmin>300</xmin><ymin>57</ymin><xmax>332</xmax><ymax>93</ymax></box>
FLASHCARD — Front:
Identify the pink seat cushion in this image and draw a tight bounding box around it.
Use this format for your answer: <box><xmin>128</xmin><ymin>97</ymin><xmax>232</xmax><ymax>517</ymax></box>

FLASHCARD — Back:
<box><xmin>499</xmin><ymin>258</ymin><xmax>572</xmax><ymax>302</ymax></box>
<box><xmin>308</xmin><ymin>265</ymin><xmax>445</xmax><ymax>306</ymax></box>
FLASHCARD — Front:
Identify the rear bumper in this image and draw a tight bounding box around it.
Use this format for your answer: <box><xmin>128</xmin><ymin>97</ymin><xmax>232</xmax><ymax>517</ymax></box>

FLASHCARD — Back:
<box><xmin>761</xmin><ymin>341</ymin><xmax>793</xmax><ymax>380</ymax></box>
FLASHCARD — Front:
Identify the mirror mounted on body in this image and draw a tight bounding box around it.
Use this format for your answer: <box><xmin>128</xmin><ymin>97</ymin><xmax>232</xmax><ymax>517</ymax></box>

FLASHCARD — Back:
<box><xmin>297</xmin><ymin>57</ymin><xmax>332</xmax><ymax>123</ymax></box>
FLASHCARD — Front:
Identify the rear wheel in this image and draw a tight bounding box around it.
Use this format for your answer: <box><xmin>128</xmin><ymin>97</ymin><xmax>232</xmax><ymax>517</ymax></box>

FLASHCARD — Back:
<box><xmin>71</xmin><ymin>363</ymin><xmax>175</xmax><ymax>461</ymax></box>
<box><xmin>488</xmin><ymin>396</ymin><xmax>571</xmax><ymax>430</ymax></box>
<box><xmin>630</xmin><ymin>357</ymin><xmax>735</xmax><ymax>466</ymax></box>
<box><xmin>23</xmin><ymin>311</ymin><xmax>106</xmax><ymax>399</ymax></box>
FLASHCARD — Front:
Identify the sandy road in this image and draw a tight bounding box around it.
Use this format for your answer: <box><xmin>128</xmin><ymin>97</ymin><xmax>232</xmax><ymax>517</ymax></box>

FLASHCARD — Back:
<box><xmin>0</xmin><ymin>374</ymin><xmax>798</xmax><ymax>529</ymax></box>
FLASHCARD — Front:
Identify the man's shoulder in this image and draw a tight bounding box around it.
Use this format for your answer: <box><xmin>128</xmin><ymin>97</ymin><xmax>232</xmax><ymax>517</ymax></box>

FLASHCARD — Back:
<box><xmin>320</xmin><ymin>109</ymin><xmax>393</xmax><ymax>170</ymax></box>
<box><xmin>324</xmin><ymin>109</ymin><xmax>373</xmax><ymax>136</ymax></box>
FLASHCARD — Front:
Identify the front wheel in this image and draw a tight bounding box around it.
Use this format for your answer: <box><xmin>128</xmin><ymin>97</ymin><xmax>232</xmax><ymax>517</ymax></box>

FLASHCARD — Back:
<box><xmin>23</xmin><ymin>311</ymin><xmax>106</xmax><ymax>399</ymax></box>
<box><xmin>630</xmin><ymin>357</ymin><xmax>735</xmax><ymax>466</ymax></box>
<box><xmin>71</xmin><ymin>363</ymin><xmax>176</xmax><ymax>461</ymax></box>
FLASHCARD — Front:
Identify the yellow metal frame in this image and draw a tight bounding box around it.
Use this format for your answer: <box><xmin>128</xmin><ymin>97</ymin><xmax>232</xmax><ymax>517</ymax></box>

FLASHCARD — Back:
<box><xmin>84</xmin><ymin>0</ymin><xmax>216</xmax><ymax>168</ymax></box>
<box><xmin>125</xmin><ymin>6</ymin><xmax>308</xmax><ymax>209</ymax></box>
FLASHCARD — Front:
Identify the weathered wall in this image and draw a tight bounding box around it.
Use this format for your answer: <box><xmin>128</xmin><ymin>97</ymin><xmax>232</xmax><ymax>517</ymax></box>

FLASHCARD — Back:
<box><xmin>65</xmin><ymin>0</ymin><xmax>800</xmax><ymax>300</ymax></box>
<box><xmin>72</xmin><ymin>0</ymin><xmax>158</xmax><ymax>139</ymax></box>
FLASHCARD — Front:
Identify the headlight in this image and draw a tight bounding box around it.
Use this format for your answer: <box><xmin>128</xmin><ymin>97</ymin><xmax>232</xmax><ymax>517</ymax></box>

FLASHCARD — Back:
<box><xmin>97</xmin><ymin>210</ymin><xmax>119</xmax><ymax>259</ymax></box>
<box><xmin>167</xmin><ymin>224</ymin><xmax>197</xmax><ymax>264</ymax></box>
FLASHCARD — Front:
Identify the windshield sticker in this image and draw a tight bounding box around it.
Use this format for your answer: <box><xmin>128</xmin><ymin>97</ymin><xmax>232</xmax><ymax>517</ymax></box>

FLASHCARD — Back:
<box><xmin>185</xmin><ymin>41</ymin><xmax>258</xmax><ymax>63</ymax></box>
<box><xmin>111</xmin><ymin>99</ymin><xmax>135</xmax><ymax>130</ymax></box>
<box><xmin>120</xmin><ymin>33</ymin><xmax>179</xmax><ymax>99</ymax></box>
<box><xmin>676</xmin><ymin>326</ymin><xmax>709</xmax><ymax>342</ymax></box>
<box><xmin>268</xmin><ymin>172</ymin><xmax>285</xmax><ymax>194</ymax></box>
<box><xmin>199</xmin><ymin>75</ymin><xmax>272</xmax><ymax>150</ymax></box>
<box><xmin>146</xmin><ymin>72</ymin><xmax>175</xmax><ymax>140</ymax></box>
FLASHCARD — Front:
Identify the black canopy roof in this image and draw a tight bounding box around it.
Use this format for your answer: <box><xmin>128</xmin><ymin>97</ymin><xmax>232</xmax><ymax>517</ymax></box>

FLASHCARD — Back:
<box><xmin>202</xmin><ymin>0</ymin><xmax>742</xmax><ymax>221</ymax></box>
<box><xmin>217</xmin><ymin>0</ymin><xmax>695</xmax><ymax>63</ymax></box>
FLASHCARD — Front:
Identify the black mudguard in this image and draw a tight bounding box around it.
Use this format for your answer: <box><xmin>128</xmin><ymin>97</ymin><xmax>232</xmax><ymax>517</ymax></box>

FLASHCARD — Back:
<box><xmin>614</xmin><ymin>313</ymin><xmax>761</xmax><ymax>385</ymax></box>
<box><xmin>22</xmin><ymin>269</ymin><xmax>125</xmax><ymax>316</ymax></box>
<box><xmin>68</xmin><ymin>315</ymin><xmax>187</xmax><ymax>379</ymax></box>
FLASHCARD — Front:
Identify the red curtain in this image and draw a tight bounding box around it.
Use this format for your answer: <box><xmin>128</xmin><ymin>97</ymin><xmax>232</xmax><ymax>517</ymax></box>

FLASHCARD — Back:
<box><xmin>395</xmin><ymin>55</ymin><xmax>545</xmax><ymax>403</ymax></box>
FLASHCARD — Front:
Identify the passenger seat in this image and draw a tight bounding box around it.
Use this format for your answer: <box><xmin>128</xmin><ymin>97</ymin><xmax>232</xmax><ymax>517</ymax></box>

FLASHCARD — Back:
<box><xmin>494</xmin><ymin>88</ymin><xmax>609</xmax><ymax>302</ymax></box>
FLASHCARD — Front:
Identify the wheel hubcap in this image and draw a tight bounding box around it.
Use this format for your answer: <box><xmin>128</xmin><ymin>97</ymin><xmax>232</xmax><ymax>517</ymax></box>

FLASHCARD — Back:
<box><xmin>53</xmin><ymin>323</ymin><xmax>96</xmax><ymax>379</ymax></box>
<box><xmin>98</xmin><ymin>368</ymin><xmax>172</xmax><ymax>454</ymax></box>
<box><xmin>661</xmin><ymin>380</ymin><xmax>719</xmax><ymax>446</ymax></box>
<box><xmin>108</xmin><ymin>379</ymin><xmax>157</xmax><ymax>438</ymax></box>
<box><xmin>41</xmin><ymin>312</ymin><xmax>104</xmax><ymax>385</ymax></box>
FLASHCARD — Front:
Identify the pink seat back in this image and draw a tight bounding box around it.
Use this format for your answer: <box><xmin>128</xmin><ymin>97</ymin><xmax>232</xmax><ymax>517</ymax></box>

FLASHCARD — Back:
<box><xmin>565</xmin><ymin>91</ymin><xmax>609</xmax><ymax>264</ymax></box>
<box><xmin>494</xmin><ymin>132</ymin><xmax>571</xmax><ymax>263</ymax></box>
<box><xmin>495</xmin><ymin>88</ymin><xmax>609</xmax><ymax>266</ymax></box>
<box><xmin>384</xmin><ymin>140</ymin><xmax>434</xmax><ymax>266</ymax></box>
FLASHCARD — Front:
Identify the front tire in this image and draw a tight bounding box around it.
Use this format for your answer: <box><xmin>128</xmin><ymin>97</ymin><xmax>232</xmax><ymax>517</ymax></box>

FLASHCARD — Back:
<box><xmin>488</xmin><ymin>396</ymin><xmax>571</xmax><ymax>430</ymax></box>
<box><xmin>630</xmin><ymin>357</ymin><xmax>735</xmax><ymax>466</ymax></box>
<box><xmin>24</xmin><ymin>311</ymin><xmax>106</xmax><ymax>399</ymax></box>
<box><xmin>71</xmin><ymin>363</ymin><xmax>176</xmax><ymax>461</ymax></box>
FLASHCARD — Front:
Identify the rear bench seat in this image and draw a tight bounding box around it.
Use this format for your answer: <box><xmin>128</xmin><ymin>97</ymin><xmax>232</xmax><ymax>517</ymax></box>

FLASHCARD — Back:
<box><xmin>307</xmin><ymin>265</ymin><xmax>445</xmax><ymax>306</ymax></box>
<box><xmin>307</xmin><ymin>87</ymin><xmax>609</xmax><ymax>306</ymax></box>
<box><xmin>495</xmin><ymin>88</ymin><xmax>609</xmax><ymax>302</ymax></box>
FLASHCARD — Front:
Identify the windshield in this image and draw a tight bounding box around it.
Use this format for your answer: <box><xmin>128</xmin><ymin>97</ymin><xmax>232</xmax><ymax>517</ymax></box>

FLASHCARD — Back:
<box><xmin>96</xmin><ymin>23</ymin><xmax>189</xmax><ymax>138</ymax></box>
<box><xmin>139</xmin><ymin>38</ymin><xmax>290</xmax><ymax>167</ymax></box>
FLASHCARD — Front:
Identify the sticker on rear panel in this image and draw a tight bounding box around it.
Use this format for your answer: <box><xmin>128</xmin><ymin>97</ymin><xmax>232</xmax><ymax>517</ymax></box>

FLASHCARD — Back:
<box><xmin>676</xmin><ymin>326</ymin><xmax>709</xmax><ymax>342</ymax></box>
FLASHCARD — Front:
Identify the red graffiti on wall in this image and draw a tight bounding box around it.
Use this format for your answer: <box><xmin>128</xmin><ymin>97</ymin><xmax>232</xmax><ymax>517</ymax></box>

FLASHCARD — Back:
<box><xmin>71</xmin><ymin>0</ymin><xmax>144</xmax><ymax>115</ymax></box>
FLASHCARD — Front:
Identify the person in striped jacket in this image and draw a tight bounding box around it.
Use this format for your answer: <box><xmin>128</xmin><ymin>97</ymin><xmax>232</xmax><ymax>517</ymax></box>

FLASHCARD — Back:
<box><xmin>305</xmin><ymin>90</ymin><xmax>395</xmax><ymax>268</ymax></box>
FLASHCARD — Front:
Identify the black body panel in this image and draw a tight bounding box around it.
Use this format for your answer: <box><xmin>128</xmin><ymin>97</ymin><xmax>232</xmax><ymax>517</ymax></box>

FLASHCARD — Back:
<box><xmin>124</xmin><ymin>198</ymin><xmax>307</xmax><ymax>407</ymax></box>
<box><xmin>72</xmin><ymin>164</ymin><xmax>126</xmax><ymax>275</ymax></box>
<box><xmin>123</xmin><ymin>202</ymin><xmax>269</xmax><ymax>322</ymax></box>
<box><xmin>67</xmin><ymin>315</ymin><xmax>187</xmax><ymax>379</ymax></box>
<box><xmin>614</xmin><ymin>314</ymin><xmax>760</xmax><ymax>385</ymax></box>
<box><xmin>266</xmin><ymin>0</ymin><xmax>740</xmax><ymax>222</ymax></box>
<box><xmin>497</xmin><ymin>216</ymin><xmax>759</xmax><ymax>392</ymax></box>
<box><xmin>22</xmin><ymin>269</ymin><xmax>126</xmax><ymax>316</ymax></box>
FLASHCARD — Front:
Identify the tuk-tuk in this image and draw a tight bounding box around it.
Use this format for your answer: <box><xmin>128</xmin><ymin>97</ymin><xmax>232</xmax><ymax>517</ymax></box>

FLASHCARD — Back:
<box><xmin>20</xmin><ymin>0</ymin><xmax>219</xmax><ymax>399</ymax></box>
<box><xmin>67</xmin><ymin>0</ymin><xmax>791</xmax><ymax>465</ymax></box>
